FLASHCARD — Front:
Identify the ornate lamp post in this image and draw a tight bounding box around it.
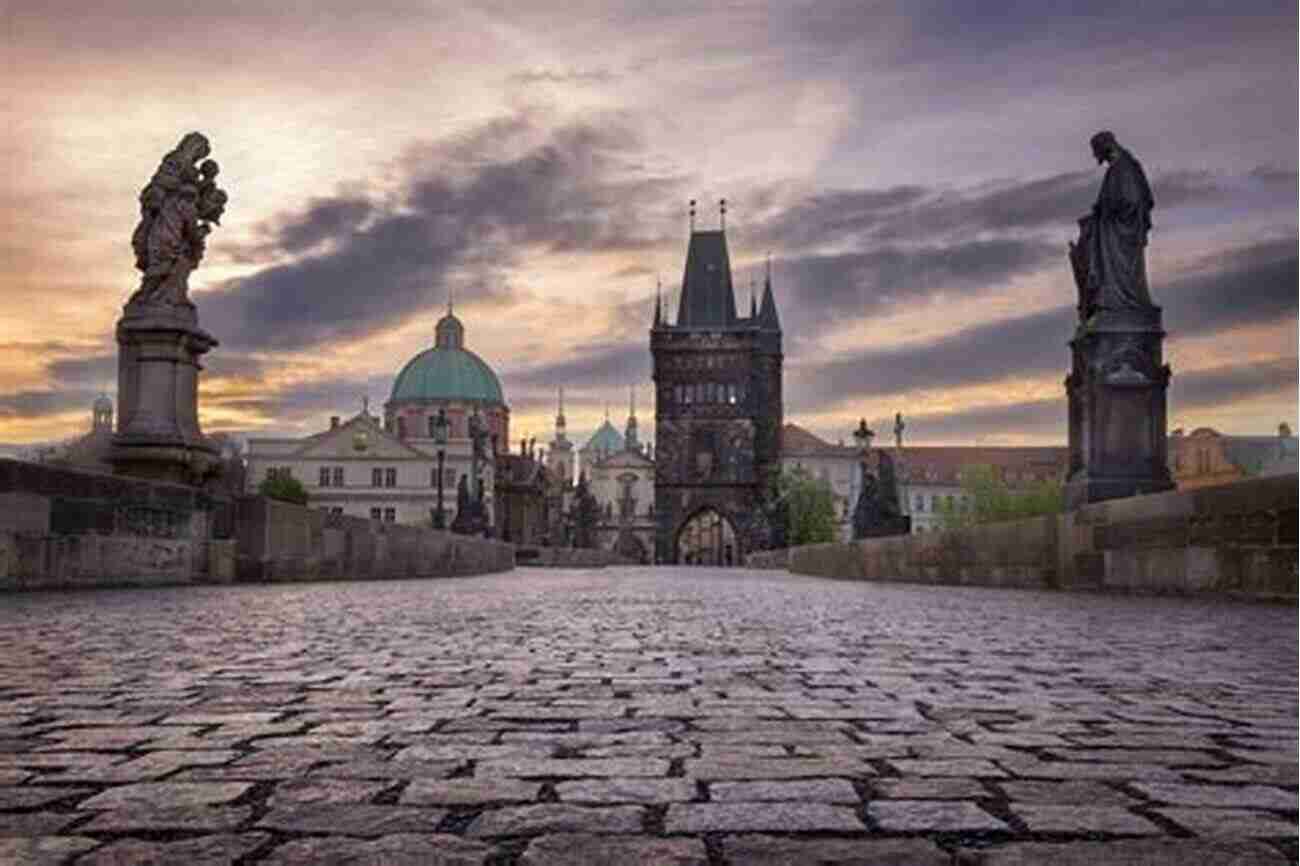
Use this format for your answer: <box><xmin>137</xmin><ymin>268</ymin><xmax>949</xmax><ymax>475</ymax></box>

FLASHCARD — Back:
<box><xmin>432</xmin><ymin>407</ymin><xmax>449</xmax><ymax>529</ymax></box>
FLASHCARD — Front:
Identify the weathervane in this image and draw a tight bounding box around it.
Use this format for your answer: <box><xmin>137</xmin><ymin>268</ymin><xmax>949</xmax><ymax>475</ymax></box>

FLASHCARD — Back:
<box><xmin>688</xmin><ymin>199</ymin><xmax>697</xmax><ymax>232</ymax></box>
<box><xmin>719</xmin><ymin>198</ymin><xmax>727</xmax><ymax>232</ymax></box>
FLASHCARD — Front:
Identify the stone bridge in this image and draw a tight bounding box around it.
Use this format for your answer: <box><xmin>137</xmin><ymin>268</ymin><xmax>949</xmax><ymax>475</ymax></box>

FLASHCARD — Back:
<box><xmin>1</xmin><ymin>567</ymin><xmax>1295</xmax><ymax>864</ymax></box>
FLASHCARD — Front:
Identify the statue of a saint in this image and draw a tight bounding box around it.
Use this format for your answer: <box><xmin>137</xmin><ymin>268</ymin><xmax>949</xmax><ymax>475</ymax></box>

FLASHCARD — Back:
<box><xmin>128</xmin><ymin>133</ymin><xmax>228</xmax><ymax>307</ymax></box>
<box><xmin>1069</xmin><ymin>131</ymin><xmax>1155</xmax><ymax>319</ymax></box>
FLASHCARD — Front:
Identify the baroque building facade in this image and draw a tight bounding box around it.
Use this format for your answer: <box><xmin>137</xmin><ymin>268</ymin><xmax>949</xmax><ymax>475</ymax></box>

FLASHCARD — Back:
<box><xmin>651</xmin><ymin>224</ymin><xmax>783</xmax><ymax>565</ymax></box>
<box><xmin>586</xmin><ymin>391</ymin><xmax>655</xmax><ymax>563</ymax></box>
<box><xmin>245</xmin><ymin>308</ymin><xmax>501</xmax><ymax>529</ymax></box>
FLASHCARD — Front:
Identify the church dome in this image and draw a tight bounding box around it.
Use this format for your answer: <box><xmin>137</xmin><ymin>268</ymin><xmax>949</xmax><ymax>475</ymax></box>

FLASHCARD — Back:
<box><xmin>389</xmin><ymin>311</ymin><xmax>505</xmax><ymax>405</ymax></box>
<box><xmin>583</xmin><ymin>419</ymin><xmax>625</xmax><ymax>454</ymax></box>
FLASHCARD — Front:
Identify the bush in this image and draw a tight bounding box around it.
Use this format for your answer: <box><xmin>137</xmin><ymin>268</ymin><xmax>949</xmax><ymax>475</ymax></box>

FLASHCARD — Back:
<box><xmin>776</xmin><ymin>467</ymin><xmax>840</xmax><ymax>546</ymax></box>
<box><xmin>937</xmin><ymin>464</ymin><xmax>1063</xmax><ymax>529</ymax></box>
<box><xmin>258</xmin><ymin>473</ymin><xmax>308</xmax><ymax>505</ymax></box>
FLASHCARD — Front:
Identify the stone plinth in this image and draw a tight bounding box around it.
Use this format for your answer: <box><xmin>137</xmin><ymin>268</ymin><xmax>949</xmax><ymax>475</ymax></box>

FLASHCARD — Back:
<box><xmin>111</xmin><ymin>301</ymin><xmax>220</xmax><ymax>486</ymax></box>
<box><xmin>1064</xmin><ymin>307</ymin><xmax>1174</xmax><ymax>510</ymax></box>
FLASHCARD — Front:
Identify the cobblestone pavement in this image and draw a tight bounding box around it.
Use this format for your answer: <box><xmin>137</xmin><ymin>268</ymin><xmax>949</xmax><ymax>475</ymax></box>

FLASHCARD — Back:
<box><xmin>0</xmin><ymin>568</ymin><xmax>1296</xmax><ymax>865</ymax></box>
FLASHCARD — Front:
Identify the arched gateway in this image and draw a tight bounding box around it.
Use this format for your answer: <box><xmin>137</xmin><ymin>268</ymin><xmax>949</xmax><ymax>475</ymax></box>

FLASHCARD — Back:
<box><xmin>676</xmin><ymin>508</ymin><xmax>738</xmax><ymax>566</ymax></box>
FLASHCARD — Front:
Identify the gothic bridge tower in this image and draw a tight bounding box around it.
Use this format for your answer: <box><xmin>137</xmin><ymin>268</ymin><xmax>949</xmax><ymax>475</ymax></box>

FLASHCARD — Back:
<box><xmin>651</xmin><ymin>201</ymin><xmax>783</xmax><ymax>565</ymax></box>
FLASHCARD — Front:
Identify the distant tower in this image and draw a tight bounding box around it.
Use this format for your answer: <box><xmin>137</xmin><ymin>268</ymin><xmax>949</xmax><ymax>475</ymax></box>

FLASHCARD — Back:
<box><xmin>92</xmin><ymin>393</ymin><xmax>114</xmax><ymax>433</ymax></box>
<box><xmin>625</xmin><ymin>386</ymin><xmax>640</xmax><ymax>453</ymax></box>
<box><xmin>651</xmin><ymin>199</ymin><xmax>783</xmax><ymax>565</ymax></box>
<box><xmin>546</xmin><ymin>386</ymin><xmax>573</xmax><ymax>486</ymax></box>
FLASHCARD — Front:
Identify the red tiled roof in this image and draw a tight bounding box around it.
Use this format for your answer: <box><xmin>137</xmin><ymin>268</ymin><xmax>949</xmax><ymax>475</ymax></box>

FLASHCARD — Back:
<box><xmin>780</xmin><ymin>424</ymin><xmax>1066</xmax><ymax>486</ymax></box>
<box><xmin>895</xmin><ymin>446</ymin><xmax>1067</xmax><ymax>486</ymax></box>
<box><xmin>781</xmin><ymin>424</ymin><xmax>855</xmax><ymax>456</ymax></box>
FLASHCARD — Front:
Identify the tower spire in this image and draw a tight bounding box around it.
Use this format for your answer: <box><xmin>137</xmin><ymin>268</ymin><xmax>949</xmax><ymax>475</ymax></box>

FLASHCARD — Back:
<box><xmin>653</xmin><ymin>274</ymin><xmax>663</xmax><ymax>326</ymax></box>
<box><xmin>688</xmin><ymin>199</ymin><xmax>696</xmax><ymax>233</ymax></box>
<box><xmin>758</xmin><ymin>253</ymin><xmax>780</xmax><ymax>330</ymax></box>
<box><xmin>719</xmin><ymin>198</ymin><xmax>727</xmax><ymax>232</ymax></box>
<box><xmin>625</xmin><ymin>384</ymin><xmax>640</xmax><ymax>452</ymax></box>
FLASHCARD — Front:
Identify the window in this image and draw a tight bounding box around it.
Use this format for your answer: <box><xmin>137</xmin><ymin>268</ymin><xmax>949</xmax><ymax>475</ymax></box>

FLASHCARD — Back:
<box><xmin>370</xmin><ymin>507</ymin><xmax>382</xmax><ymax>521</ymax></box>
<box><xmin>372</xmin><ymin>467</ymin><xmax>383</xmax><ymax>487</ymax></box>
<box><xmin>430</xmin><ymin>467</ymin><xmax>439</xmax><ymax>487</ymax></box>
<box><xmin>397</xmin><ymin>417</ymin><xmax>407</xmax><ymax>439</ymax></box>
<box><xmin>384</xmin><ymin>467</ymin><xmax>397</xmax><ymax>487</ymax></box>
<box><xmin>930</xmin><ymin>495</ymin><xmax>939</xmax><ymax>511</ymax></box>
<box><xmin>383</xmin><ymin>507</ymin><xmax>396</xmax><ymax>523</ymax></box>
<box><xmin>319</xmin><ymin>466</ymin><xmax>331</xmax><ymax>487</ymax></box>
<box><xmin>428</xmin><ymin>416</ymin><xmax>437</xmax><ymax>437</ymax></box>
<box><xmin>330</xmin><ymin>506</ymin><xmax>343</xmax><ymax>515</ymax></box>
<box><xmin>332</xmin><ymin>467</ymin><xmax>344</xmax><ymax>487</ymax></box>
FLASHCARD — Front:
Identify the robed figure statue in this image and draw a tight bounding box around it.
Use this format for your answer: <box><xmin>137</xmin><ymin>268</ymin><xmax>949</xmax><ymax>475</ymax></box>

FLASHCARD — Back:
<box><xmin>1069</xmin><ymin>131</ymin><xmax>1155</xmax><ymax>320</ymax></box>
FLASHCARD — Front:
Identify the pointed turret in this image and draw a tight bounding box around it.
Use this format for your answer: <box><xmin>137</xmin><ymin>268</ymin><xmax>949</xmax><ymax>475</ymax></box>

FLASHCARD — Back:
<box><xmin>653</xmin><ymin>276</ymin><xmax>663</xmax><ymax>327</ymax></box>
<box><xmin>555</xmin><ymin>386</ymin><xmax>567</xmax><ymax>441</ymax></box>
<box><xmin>758</xmin><ymin>255</ymin><xmax>780</xmax><ymax>331</ymax></box>
<box><xmin>675</xmin><ymin>227</ymin><xmax>738</xmax><ymax>328</ymax></box>
<box><xmin>625</xmin><ymin>385</ymin><xmax>640</xmax><ymax>452</ymax></box>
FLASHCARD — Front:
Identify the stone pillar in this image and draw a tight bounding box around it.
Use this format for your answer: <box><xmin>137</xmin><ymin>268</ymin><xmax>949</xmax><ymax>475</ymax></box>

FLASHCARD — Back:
<box><xmin>111</xmin><ymin>301</ymin><xmax>220</xmax><ymax>486</ymax></box>
<box><xmin>1064</xmin><ymin>307</ymin><xmax>1174</xmax><ymax>509</ymax></box>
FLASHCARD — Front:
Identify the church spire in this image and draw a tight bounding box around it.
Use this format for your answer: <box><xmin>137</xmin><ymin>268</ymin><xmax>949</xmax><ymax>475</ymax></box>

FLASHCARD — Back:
<box><xmin>758</xmin><ymin>253</ymin><xmax>780</xmax><ymax>331</ymax></box>
<box><xmin>653</xmin><ymin>274</ymin><xmax>663</xmax><ymax>327</ymax></box>
<box><xmin>625</xmin><ymin>384</ymin><xmax>640</xmax><ymax>451</ymax></box>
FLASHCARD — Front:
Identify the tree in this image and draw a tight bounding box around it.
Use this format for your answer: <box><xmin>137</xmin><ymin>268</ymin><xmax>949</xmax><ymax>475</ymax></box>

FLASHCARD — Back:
<box><xmin>775</xmin><ymin>467</ymin><xmax>839</xmax><ymax>546</ymax></box>
<box><xmin>936</xmin><ymin>464</ymin><xmax>1063</xmax><ymax>529</ymax></box>
<box><xmin>258</xmin><ymin>473</ymin><xmax>308</xmax><ymax>506</ymax></box>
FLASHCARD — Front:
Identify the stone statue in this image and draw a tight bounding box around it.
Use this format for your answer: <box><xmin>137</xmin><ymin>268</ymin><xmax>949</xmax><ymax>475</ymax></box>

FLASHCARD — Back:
<box><xmin>572</xmin><ymin>474</ymin><xmax>601</xmax><ymax>549</ymax></box>
<box><xmin>129</xmin><ymin>132</ymin><xmax>228</xmax><ymax>307</ymax></box>
<box><xmin>456</xmin><ymin>474</ymin><xmax>470</xmax><ymax>513</ymax></box>
<box><xmin>1069</xmin><ymin>131</ymin><xmax>1155</xmax><ymax>319</ymax></box>
<box><xmin>852</xmin><ymin>452</ymin><xmax>910</xmax><ymax>540</ymax></box>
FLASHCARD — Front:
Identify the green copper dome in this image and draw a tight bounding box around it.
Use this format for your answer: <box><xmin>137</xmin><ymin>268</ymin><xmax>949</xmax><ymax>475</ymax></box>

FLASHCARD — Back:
<box><xmin>584</xmin><ymin>419</ymin><xmax>625</xmax><ymax>454</ymax></box>
<box><xmin>389</xmin><ymin>312</ymin><xmax>505</xmax><ymax>405</ymax></box>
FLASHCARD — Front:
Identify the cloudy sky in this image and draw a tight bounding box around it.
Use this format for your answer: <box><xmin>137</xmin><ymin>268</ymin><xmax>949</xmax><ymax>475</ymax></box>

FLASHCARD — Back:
<box><xmin>2</xmin><ymin>0</ymin><xmax>1296</xmax><ymax>451</ymax></box>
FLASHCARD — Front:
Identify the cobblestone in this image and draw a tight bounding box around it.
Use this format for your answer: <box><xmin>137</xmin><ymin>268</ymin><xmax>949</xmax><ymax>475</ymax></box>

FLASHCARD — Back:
<box><xmin>0</xmin><ymin>567</ymin><xmax>1294</xmax><ymax>861</ymax></box>
<box><xmin>664</xmin><ymin>801</ymin><xmax>864</xmax><ymax>832</ymax></box>
<box><xmin>520</xmin><ymin>833</ymin><xmax>708</xmax><ymax>865</ymax></box>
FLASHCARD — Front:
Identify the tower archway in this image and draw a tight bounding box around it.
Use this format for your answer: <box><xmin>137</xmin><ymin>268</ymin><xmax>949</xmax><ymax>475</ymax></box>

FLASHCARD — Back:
<box><xmin>675</xmin><ymin>508</ymin><xmax>738</xmax><ymax>566</ymax></box>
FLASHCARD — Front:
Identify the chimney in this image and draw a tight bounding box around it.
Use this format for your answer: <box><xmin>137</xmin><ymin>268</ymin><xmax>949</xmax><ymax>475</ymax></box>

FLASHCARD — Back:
<box><xmin>330</xmin><ymin>416</ymin><xmax>340</xmax><ymax>430</ymax></box>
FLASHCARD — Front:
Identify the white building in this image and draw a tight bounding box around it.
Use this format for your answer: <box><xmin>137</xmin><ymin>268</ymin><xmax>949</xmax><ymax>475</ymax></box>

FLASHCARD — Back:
<box><xmin>779</xmin><ymin>423</ymin><xmax>1068</xmax><ymax>535</ymax></box>
<box><xmin>245</xmin><ymin>308</ymin><xmax>505</xmax><ymax>528</ymax></box>
<box><xmin>585</xmin><ymin>392</ymin><xmax>656</xmax><ymax>562</ymax></box>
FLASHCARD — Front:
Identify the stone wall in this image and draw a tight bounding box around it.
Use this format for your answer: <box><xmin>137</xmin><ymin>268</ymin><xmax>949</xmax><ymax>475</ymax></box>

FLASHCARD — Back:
<box><xmin>748</xmin><ymin>474</ymin><xmax>1297</xmax><ymax>600</ymax></box>
<box><xmin>513</xmin><ymin>546</ymin><xmax>637</xmax><ymax>568</ymax></box>
<box><xmin>0</xmin><ymin>458</ymin><xmax>513</xmax><ymax>590</ymax></box>
<box><xmin>236</xmin><ymin>496</ymin><xmax>515</xmax><ymax>582</ymax></box>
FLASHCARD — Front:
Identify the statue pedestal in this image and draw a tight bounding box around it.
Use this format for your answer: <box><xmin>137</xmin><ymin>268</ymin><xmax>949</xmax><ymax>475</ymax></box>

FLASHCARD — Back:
<box><xmin>1064</xmin><ymin>307</ymin><xmax>1174</xmax><ymax>509</ymax></box>
<box><xmin>110</xmin><ymin>301</ymin><xmax>220</xmax><ymax>486</ymax></box>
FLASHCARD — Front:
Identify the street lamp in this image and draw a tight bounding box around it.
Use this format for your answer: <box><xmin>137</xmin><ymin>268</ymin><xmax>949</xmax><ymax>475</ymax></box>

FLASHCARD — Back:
<box><xmin>432</xmin><ymin>407</ymin><xmax>449</xmax><ymax>529</ymax></box>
